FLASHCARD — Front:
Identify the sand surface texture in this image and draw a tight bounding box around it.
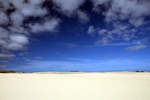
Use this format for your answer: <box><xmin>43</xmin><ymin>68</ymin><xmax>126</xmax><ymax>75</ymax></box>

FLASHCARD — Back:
<box><xmin>0</xmin><ymin>72</ymin><xmax>150</xmax><ymax>100</ymax></box>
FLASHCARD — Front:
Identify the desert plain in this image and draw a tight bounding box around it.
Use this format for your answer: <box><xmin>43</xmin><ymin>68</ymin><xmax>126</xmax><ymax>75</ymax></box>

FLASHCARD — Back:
<box><xmin>0</xmin><ymin>72</ymin><xmax>150</xmax><ymax>100</ymax></box>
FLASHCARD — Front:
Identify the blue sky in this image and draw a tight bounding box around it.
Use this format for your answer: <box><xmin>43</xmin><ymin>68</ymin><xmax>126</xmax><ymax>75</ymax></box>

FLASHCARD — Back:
<box><xmin>0</xmin><ymin>0</ymin><xmax>150</xmax><ymax>72</ymax></box>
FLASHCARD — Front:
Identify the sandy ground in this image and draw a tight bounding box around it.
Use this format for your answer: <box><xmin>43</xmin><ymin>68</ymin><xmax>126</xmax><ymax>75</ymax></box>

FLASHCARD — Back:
<box><xmin>0</xmin><ymin>72</ymin><xmax>150</xmax><ymax>100</ymax></box>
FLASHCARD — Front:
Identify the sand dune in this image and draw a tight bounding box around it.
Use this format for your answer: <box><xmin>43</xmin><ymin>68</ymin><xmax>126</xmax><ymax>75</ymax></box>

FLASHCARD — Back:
<box><xmin>0</xmin><ymin>72</ymin><xmax>150</xmax><ymax>100</ymax></box>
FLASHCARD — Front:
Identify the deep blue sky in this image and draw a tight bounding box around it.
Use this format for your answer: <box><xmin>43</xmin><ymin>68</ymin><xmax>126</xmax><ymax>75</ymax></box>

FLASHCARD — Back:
<box><xmin>0</xmin><ymin>0</ymin><xmax>150</xmax><ymax>72</ymax></box>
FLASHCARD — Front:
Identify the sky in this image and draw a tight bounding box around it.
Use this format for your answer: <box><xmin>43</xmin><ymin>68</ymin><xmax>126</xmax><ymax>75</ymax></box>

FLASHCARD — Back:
<box><xmin>0</xmin><ymin>0</ymin><xmax>150</xmax><ymax>72</ymax></box>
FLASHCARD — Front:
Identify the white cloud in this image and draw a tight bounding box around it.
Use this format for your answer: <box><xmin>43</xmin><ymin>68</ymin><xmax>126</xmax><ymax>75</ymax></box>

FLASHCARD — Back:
<box><xmin>9</xmin><ymin>0</ymin><xmax>47</xmax><ymax>17</ymax></box>
<box><xmin>20</xmin><ymin>4</ymin><xmax>47</xmax><ymax>17</ymax></box>
<box><xmin>29</xmin><ymin>19</ymin><xmax>60</xmax><ymax>33</ymax></box>
<box><xmin>0</xmin><ymin>32</ymin><xmax>29</xmax><ymax>51</ymax></box>
<box><xmin>29</xmin><ymin>0</ymin><xmax>45</xmax><ymax>5</ymax></box>
<box><xmin>129</xmin><ymin>18</ymin><xmax>145</xmax><ymax>27</ymax></box>
<box><xmin>0</xmin><ymin>0</ymin><xmax>90</xmax><ymax>57</ymax></box>
<box><xmin>52</xmin><ymin>0</ymin><xmax>85</xmax><ymax>16</ymax></box>
<box><xmin>96</xmin><ymin>37</ymin><xmax>110</xmax><ymax>45</ymax></box>
<box><xmin>0</xmin><ymin>0</ymin><xmax>60</xmax><ymax>52</ymax></box>
<box><xmin>0</xmin><ymin>53</ymin><xmax>16</xmax><ymax>58</ymax></box>
<box><xmin>0</xmin><ymin>11</ymin><xmax>9</xmax><ymax>25</ymax></box>
<box><xmin>126</xmin><ymin>44</ymin><xmax>147</xmax><ymax>51</ymax></box>
<box><xmin>0</xmin><ymin>0</ymin><xmax>9</xmax><ymax>10</ymax></box>
<box><xmin>10</xmin><ymin>11</ymin><xmax>24</xmax><ymax>27</ymax></box>
<box><xmin>92</xmin><ymin>0</ymin><xmax>150</xmax><ymax>27</ymax></box>
<box><xmin>0</xmin><ymin>27</ymin><xmax>27</xmax><ymax>52</ymax></box>
<box><xmin>0</xmin><ymin>28</ymin><xmax>9</xmax><ymax>39</ymax></box>
<box><xmin>0</xmin><ymin>0</ymin><xmax>150</xmax><ymax>56</ymax></box>
<box><xmin>98</xmin><ymin>29</ymin><xmax>107</xmax><ymax>35</ymax></box>
<box><xmin>6</xmin><ymin>34</ymin><xmax>29</xmax><ymax>50</ymax></box>
<box><xmin>77</xmin><ymin>10</ymin><xmax>89</xmax><ymax>23</ymax></box>
<box><xmin>92</xmin><ymin>0</ymin><xmax>110</xmax><ymax>6</ymax></box>
<box><xmin>87</xmin><ymin>25</ymin><xmax>95</xmax><ymax>35</ymax></box>
<box><xmin>0</xmin><ymin>28</ymin><xmax>9</xmax><ymax>47</ymax></box>
<box><xmin>88</xmin><ymin>23</ymin><xmax>139</xmax><ymax>45</ymax></box>
<box><xmin>10</xmin><ymin>0</ymin><xmax>25</xmax><ymax>9</ymax></box>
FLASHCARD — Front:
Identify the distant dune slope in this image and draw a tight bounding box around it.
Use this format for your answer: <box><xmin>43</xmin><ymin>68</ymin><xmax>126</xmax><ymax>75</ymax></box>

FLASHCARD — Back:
<box><xmin>0</xmin><ymin>72</ymin><xmax>150</xmax><ymax>100</ymax></box>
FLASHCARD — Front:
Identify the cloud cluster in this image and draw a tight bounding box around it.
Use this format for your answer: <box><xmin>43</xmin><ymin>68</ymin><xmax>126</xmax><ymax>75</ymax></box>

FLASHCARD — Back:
<box><xmin>92</xmin><ymin>0</ymin><xmax>150</xmax><ymax>27</ymax></box>
<box><xmin>88</xmin><ymin>0</ymin><xmax>150</xmax><ymax>50</ymax></box>
<box><xmin>52</xmin><ymin>0</ymin><xmax>89</xmax><ymax>22</ymax></box>
<box><xmin>0</xmin><ymin>0</ymin><xmax>150</xmax><ymax>59</ymax></box>
<box><xmin>0</xmin><ymin>0</ymin><xmax>90</xmax><ymax>58</ymax></box>
<box><xmin>88</xmin><ymin>23</ymin><xmax>149</xmax><ymax>50</ymax></box>
<box><xmin>0</xmin><ymin>0</ymin><xmax>60</xmax><ymax>58</ymax></box>
<box><xmin>88</xmin><ymin>23</ymin><xmax>137</xmax><ymax>43</ymax></box>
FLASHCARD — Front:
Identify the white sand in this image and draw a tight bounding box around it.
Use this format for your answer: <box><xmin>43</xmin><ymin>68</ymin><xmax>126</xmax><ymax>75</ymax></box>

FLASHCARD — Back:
<box><xmin>0</xmin><ymin>72</ymin><xmax>150</xmax><ymax>100</ymax></box>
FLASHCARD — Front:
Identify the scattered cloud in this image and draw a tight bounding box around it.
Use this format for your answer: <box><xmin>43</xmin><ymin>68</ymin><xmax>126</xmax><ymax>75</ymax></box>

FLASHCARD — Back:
<box><xmin>0</xmin><ymin>0</ymin><xmax>60</xmax><ymax>56</ymax></box>
<box><xmin>87</xmin><ymin>22</ymin><xmax>146</xmax><ymax>48</ymax></box>
<box><xmin>0</xmin><ymin>0</ymin><xmax>150</xmax><ymax>59</ymax></box>
<box><xmin>0</xmin><ymin>0</ymin><xmax>89</xmax><ymax>55</ymax></box>
<box><xmin>88</xmin><ymin>0</ymin><xmax>150</xmax><ymax>47</ymax></box>
<box><xmin>92</xmin><ymin>0</ymin><xmax>150</xmax><ymax>27</ymax></box>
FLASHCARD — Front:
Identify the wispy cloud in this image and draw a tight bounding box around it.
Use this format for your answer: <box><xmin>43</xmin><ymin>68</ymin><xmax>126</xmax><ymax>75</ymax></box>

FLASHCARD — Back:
<box><xmin>34</xmin><ymin>56</ymin><xmax>43</xmax><ymax>60</ymax></box>
<box><xmin>0</xmin><ymin>53</ymin><xmax>16</xmax><ymax>58</ymax></box>
<box><xmin>126</xmin><ymin>44</ymin><xmax>147</xmax><ymax>51</ymax></box>
<box><xmin>19</xmin><ymin>52</ymin><xmax>29</xmax><ymax>56</ymax></box>
<box><xmin>0</xmin><ymin>65</ymin><xmax>7</xmax><ymax>68</ymax></box>
<box><xmin>85</xmin><ymin>41</ymin><xmax>142</xmax><ymax>48</ymax></box>
<box><xmin>63</xmin><ymin>43</ymin><xmax>78</xmax><ymax>48</ymax></box>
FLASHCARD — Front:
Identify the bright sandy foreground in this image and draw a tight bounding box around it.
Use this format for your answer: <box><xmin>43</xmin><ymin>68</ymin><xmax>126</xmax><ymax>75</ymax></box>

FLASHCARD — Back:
<box><xmin>0</xmin><ymin>72</ymin><xmax>150</xmax><ymax>100</ymax></box>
